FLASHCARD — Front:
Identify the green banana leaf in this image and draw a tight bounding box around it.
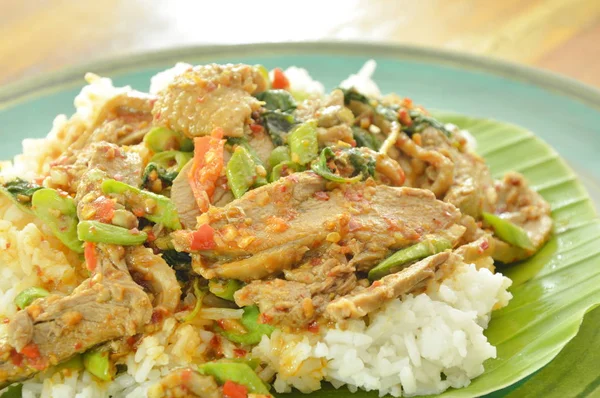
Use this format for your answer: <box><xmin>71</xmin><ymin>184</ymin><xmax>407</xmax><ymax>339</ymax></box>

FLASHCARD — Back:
<box><xmin>283</xmin><ymin>113</ymin><xmax>600</xmax><ymax>397</ymax></box>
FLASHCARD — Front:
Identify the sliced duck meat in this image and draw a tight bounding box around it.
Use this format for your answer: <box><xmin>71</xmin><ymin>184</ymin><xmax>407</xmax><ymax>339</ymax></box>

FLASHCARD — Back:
<box><xmin>173</xmin><ymin>171</ymin><xmax>462</xmax><ymax>282</ymax></box>
<box><xmin>247</xmin><ymin>129</ymin><xmax>275</xmax><ymax>165</ymax></box>
<box><xmin>126</xmin><ymin>246</ymin><xmax>181</xmax><ymax>314</ymax></box>
<box><xmin>71</xmin><ymin>91</ymin><xmax>155</xmax><ymax>151</ymax></box>
<box><xmin>234</xmin><ymin>245</ymin><xmax>357</xmax><ymax>328</ymax></box>
<box><xmin>170</xmin><ymin>161</ymin><xmax>201</xmax><ymax>229</ymax></box>
<box><xmin>490</xmin><ymin>172</ymin><xmax>553</xmax><ymax>263</ymax></box>
<box><xmin>48</xmin><ymin>141</ymin><xmax>144</xmax><ymax>195</ymax></box>
<box><xmin>326</xmin><ymin>252</ymin><xmax>457</xmax><ymax>321</ymax></box>
<box><xmin>152</xmin><ymin>64</ymin><xmax>268</xmax><ymax>137</ymax></box>
<box><xmin>0</xmin><ymin>245</ymin><xmax>152</xmax><ymax>386</ymax></box>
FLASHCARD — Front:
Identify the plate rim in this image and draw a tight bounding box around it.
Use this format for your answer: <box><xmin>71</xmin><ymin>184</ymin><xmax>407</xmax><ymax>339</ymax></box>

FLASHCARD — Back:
<box><xmin>2</xmin><ymin>41</ymin><xmax>600</xmax><ymax>111</ymax></box>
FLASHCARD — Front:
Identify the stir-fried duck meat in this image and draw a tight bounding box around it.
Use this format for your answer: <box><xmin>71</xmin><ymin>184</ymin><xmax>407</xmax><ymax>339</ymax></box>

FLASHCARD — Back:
<box><xmin>173</xmin><ymin>171</ymin><xmax>463</xmax><ymax>282</ymax></box>
<box><xmin>0</xmin><ymin>245</ymin><xmax>152</xmax><ymax>386</ymax></box>
<box><xmin>71</xmin><ymin>91</ymin><xmax>155</xmax><ymax>151</ymax></box>
<box><xmin>327</xmin><ymin>252</ymin><xmax>457</xmax><ymax>321</ymax></box>
<box><xmin>148</xmin><ymin>369</ymin><xmax>221</xmax><ymax>398</ymax></box>
<box><xmin>490</xmin><ymin>172</ymin><xmax>553</xmax><ymax>263</ymax></box>
<box><xmin>126</xmin><ymin>246</ymin><xmax>181</xmax><ymax>314</ymax></box>
<box><xmin>234</xmin><ymin>245</ymin><xmax>358</xmax><ymax>328</ymax></box>
<box><xmin>48</xmin><ymin>141</ymin><xmax>144</xmax><ymax>195</ymax></box>
<box><xmin>152</xmin><ymin>64</ymin><xmax>268</xmax><ymax>137</ymax></box>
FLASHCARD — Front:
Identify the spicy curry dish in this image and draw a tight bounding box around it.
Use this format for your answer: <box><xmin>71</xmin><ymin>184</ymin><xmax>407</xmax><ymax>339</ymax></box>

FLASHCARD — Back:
<box><xmin>0</xmin><ymin>62</ymin><xmax>552</xmax><ymax>398</ymax></box>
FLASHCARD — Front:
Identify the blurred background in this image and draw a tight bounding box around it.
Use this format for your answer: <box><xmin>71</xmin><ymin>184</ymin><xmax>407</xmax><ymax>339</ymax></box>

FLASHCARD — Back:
<box><xmin>1</xmin><ymin>0</ymin><xmax>599</xmax><ymax>87</ymax></box>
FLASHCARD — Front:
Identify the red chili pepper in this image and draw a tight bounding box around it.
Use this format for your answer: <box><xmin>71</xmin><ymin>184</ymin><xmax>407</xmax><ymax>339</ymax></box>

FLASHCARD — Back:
<box><xmin>191</xmin><ymin>224</ymin><xmax>216</xmax><ymax>250</ymax></box>
<box><xmin>10</xmin><ymin>350</ymin><xmax>23</xmax><ymax>366</ymax></box>
<box><xmin>189</xmin><ymin>128</ymin><xmax>225</xmax><ymax>213</ymax></box>
<box><xmin>260</xmin><ymin>313</ymin><xmax>273</xmax><ymax>324</ymax></box>
<box><xmin>21</xmin><ymin>343</ymin><xmax>40</xmax><ymax>359</ymax></box>
<box><xmin>181</xmin><ymin>368</ymin><xmax>192</xmax><ymax>382</ymax></box>
<box><xmin>479</xmin><ymin>239</ymin><xmax>490</xmax><ymax>252</ymax></box>
<box><xmin>249</xmin><ymin>123</ymin><xmax>264</xmax><ymax>134</ymax></box>
<box><xmin>223</xmin><ymin>380</ymin><xmax>248</xmax><ymax>398</ymax></box>
<box><xmin>271</xmin><ymin>68</ymin><xmax>290</xmax><ymax>90</ymax></box>
<box><xmin>92</xmin><ymin>196</ymin><xmax>115</xmax><ymax>223</ymax></box>
<box><xmin>146</xmin><ymin>229</ymin><xmax>156</xmax><ymax>242</ymax></box>
<box><xmin>308</xmin><ymin>321</ymin><xmax>320</xmax><ymax>333</ymax></box>
<box><xmin>84</xmin><ymin>242</ymin><xmax>97</xmax><ymax>273</ymax></box>
<box><xmin>233</xmin><ymin>348</ymin><xmax>247</xmax><ymax>357</ymax></box>
<box><xmin>398</xmin><ymin>109</ymin><xmax>412</xmax><ymax>126</ymax></box>
<box><xmin>133</xmin><ymin>208</ymin><xmax>145</xmax><ymax>217</ymax></box>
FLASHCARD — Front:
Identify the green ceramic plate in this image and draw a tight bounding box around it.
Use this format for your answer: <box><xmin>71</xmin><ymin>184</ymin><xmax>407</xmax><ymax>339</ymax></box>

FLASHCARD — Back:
<box><xmin>0</xmin><ymin>43</ymin><xmax>599</xmax><ymax>397</ymax></box>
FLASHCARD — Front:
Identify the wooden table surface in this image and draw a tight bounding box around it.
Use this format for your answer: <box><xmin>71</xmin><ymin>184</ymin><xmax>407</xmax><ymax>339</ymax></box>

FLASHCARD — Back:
<box><xmin>1</xmin><ymin>0</ymin><xmax>600</xmax><ymax>88</ymax></box>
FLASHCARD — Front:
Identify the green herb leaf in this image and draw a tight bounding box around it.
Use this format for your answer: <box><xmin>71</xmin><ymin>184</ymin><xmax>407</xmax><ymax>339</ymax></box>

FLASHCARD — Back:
<box><xmin>352</xmin><ymin>126</ymin><xmax>382</xmax><ymax>150</ymax></box>
<box><xmin>255</xmin><ymin>89</ymin><xmax>297</xmax><ymax>112</ymax></box>
<box><xmin>339</xmin><ymin>87</ymin><xmax>370</xmax><ymax>105</ymax></box>
<box><xmin>261</xmin><ymin>111</ymin><xmax>297</xmax><ymax>146</ymax></box>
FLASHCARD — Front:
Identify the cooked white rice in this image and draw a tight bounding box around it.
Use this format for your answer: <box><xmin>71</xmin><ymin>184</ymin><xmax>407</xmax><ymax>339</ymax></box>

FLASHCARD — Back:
<box><xmin>0</xmin><ymin>61</ymin><xmax>510</xmax><ymax>397</ymax></box>
<box><xmin>253</xmin><ymin>262</ymin><xmax>511</xmax><ymax>397</ymax></box>
<box><xmin>339</xmin><ymin>59</ymin><xmax>382</xmax><ymax>97</ymax></box>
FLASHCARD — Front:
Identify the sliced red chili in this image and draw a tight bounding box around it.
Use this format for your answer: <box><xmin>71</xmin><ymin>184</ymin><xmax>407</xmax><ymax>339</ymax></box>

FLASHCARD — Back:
<box><xmin>223</xmin><ymin>380</ymin><xmax>248</xmax><ymax>398</ymax></box>
<box><xmin>190</xmin><ymin>224</ymin><xmax>216</xmax><ymax>250</ymax></box>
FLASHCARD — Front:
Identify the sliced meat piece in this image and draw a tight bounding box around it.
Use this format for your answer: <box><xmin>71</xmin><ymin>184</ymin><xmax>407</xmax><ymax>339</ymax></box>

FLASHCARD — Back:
<box><xmin>85</xmin><ymin>142</ymin><xmax>144</xmax><ymax>188</ymax></box>
<box><xmin>173</xmin><ymin>172</ymin><xmax>462</xmax><ymax>281</ymax></box>
<box><xmin>152</xmin><ymin>64</ymin><xmax>267</xmax><ymax>137</ymax></box>
<box><xmin>171</xmin><ymin>161</ymin><xmax>201</xmax><ymax>229</ymax></box>
<box><xmin>49</xmin><ymin>141</ymin><xmax>144</xmax><ymax>195</ymax></box>
<box><xmin>35</xmin><ymin>91</ymin><xmax>153</xmax><ymax>177</ymax></box>
<box><xmin>491</xmin><ymin>172</ymin><xmax>553</xmax><ymax>263</ymax></box>
<box><xmin>326</xmin><ymin>252</ymin><xmax>457</xmax><ymax>321</ymax></box>
<box><xmin>170</xmin><ymin>149</ymin><xmax>233</xmax><ymax>228</ymax></box>
<box><xmin>443</xmin><ymin>150</ymin><xmax>496</xmax><ymax>218</ymax></box>
<box><xmin>68</xmin><ymin>91</ymin><xmax>155</xmax><ymax>152</ymax></box>
<box><xmin>0</xmin><ymin>245</ymin><xmax>152</xmax><ymax>386</ymax></box>
<box><xmin>234</xmin><ymin>246</ymin><xmax>357</xmax><ymax>328</ymax></box>
<box><xmin>126</xmin><ymin>246</ymin><xmax>182</xmax><ymax>313</ymax></box>
<box><xmin>148</xmin><ymin>369</ymin><xmax>221</xmax><ymax>398</ymax></box>
<box><xmin>235</xmin><ymin>279</ymin><xmax>312</xmax><ymax>326</ymax></box>
<box><xmin>247</xmin><ymin>130</ymin><xmax>275</xmax><ymax>165</ymax></box>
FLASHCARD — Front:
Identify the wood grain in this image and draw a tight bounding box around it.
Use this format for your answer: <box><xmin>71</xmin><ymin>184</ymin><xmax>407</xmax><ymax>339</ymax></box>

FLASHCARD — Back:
<box><xmin>1</xmin><ymin>0</ymin><xmax>599</xmax><ymax>87</ymax></box>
